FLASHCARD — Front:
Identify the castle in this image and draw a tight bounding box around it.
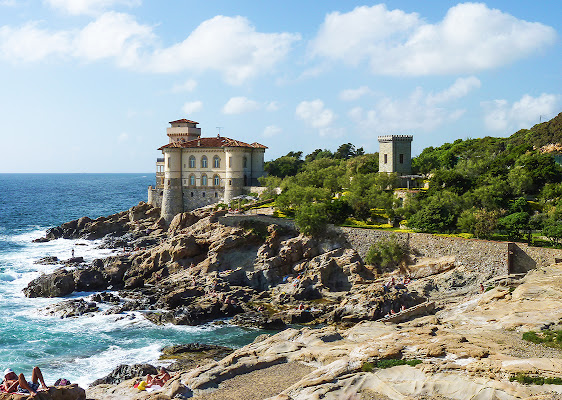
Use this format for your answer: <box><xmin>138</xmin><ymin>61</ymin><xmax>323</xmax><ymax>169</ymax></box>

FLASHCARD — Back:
<box><xmin>377</xmin><ymin>135</ymin><xmax>413</xmax><ymax>175</ymax></box>
<box><xmin>148</xmin><ymin>119</ymin><xmax>267</xmax><ymax>222</ymax></box>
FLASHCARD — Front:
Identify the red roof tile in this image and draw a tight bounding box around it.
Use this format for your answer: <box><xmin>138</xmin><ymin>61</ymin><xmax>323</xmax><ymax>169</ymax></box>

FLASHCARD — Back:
<box><xmin>158</xmin><ymin>136</ymin><xmax>267</xmax><ymax>150</ymax></box>
<box><xmin>169</xmin><ymin>119</ymin><xmax>199</xmax><ymax>124</ymax></box>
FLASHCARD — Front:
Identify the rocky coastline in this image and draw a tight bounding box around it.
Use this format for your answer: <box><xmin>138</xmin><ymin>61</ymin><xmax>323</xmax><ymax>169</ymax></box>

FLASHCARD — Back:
<box><xmin>26</xmin><ymin>203</ymin><xmax>562</xmax><ymax>399</ymax></box>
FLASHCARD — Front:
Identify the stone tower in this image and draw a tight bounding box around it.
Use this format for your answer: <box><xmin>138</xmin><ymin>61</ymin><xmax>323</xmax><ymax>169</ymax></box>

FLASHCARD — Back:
<box><xmin>378</xmin><ymin>135</ymin><xmax>413</xmax><ymax>175</ymax></box>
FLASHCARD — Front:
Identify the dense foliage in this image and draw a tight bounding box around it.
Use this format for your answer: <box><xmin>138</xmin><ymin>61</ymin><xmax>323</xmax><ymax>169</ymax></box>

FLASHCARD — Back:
<box><xmin>262</xmin><ymin>113</ymin><xmax>562</xmax><ymax>244</ymax></box>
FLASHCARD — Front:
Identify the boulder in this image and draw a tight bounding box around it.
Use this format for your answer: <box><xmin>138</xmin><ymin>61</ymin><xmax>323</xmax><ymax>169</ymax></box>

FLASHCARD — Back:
<box><xmin>0</xmin><ymin>384</ymin><xmax>85</xmax><ymax>400</ymax></box>
<box><xmin>90</xmin><ymin>363</ymin><xmax>157</xmax><ymax>386</ymax></box>
<box><xmin>23</xmin><ymin>269</ymin><xmax>75</xmax><ymax>298</ymax></box>
<box><xmin>73</xmin><ymin>268</ymin><xmax>107</xmax><ymax>292</ymax></box>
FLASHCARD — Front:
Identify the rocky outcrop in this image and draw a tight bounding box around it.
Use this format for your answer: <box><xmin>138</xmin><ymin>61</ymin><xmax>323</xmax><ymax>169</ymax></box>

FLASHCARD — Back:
<box><xmin>23</xmin><ymin>269</ymin><xmax>75</xmax><ymax>298</ymax></box>
<box><xmin>0</xmin><ymin>384</ymin><xmax>85</xmax><ymax>400</ymax></box>
<box><xmin>90</xmin><ymin>364</ymin><xmax>157</xmax><ymax>386</ymax></box>
<box><xmin>42</xmin><ymin>202</ymin><xmax>161</xmax><ymax>241</ymax></box>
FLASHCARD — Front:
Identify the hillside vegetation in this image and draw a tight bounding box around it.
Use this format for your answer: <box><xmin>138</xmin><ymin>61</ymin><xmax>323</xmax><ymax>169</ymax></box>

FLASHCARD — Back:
<box><xmin>260</xmin><ymin>112</ymin><xmax>562</xmax><ymax>243</ymax></box>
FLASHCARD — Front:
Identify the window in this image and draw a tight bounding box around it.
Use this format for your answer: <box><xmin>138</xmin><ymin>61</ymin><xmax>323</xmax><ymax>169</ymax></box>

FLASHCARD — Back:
<box><xmin>190</xmin><ymin>192</ymin><xmax>194</xmax><ymax>197</ymax></box>
<box><xmin>213</xmin><ymin>175</ymin><xmax>220</xmax><ymax>186</ymax></box>
<box><xmin>201</xmin><ymin>175</ymin><xmax>208</xmax><ymax>186</ymax></box>
<box><xmin>229</xmin><ymin>157</ymin><xmax>232</xmax><ymax>168</ymax></box>
<box><xmin>215</xmin><ymin>192</ymin><xmax>218</xmax><ymax>198</ymax></box>
<box><xmin>399</xmin><ymin>154</ymin><xmax>404</xmax><ymax>164</ymax></box>
<box><xmin>189</xmin><ymin>156</ymin><xmax>196</xmax><ymax>168</ymax></box>
<box><xmin>201</xmin><ymin>156</ymin><xmax>208</xmax><ymax>168</ymax></box>
<box><xmin>166</xmin><ymin>157</ymin><xmax>170</xmax><ymax>168</ymax></box>
<box><xmin>243</xmin><ymin>157</ymin><xmax>247</xmax><ymax>168</ymax></box>
<box><xmin>202</xmin><ymin>192</ymin><xmax>206</xmax><ymax>197</ymax></box>
<box><xmin>189</xmin><ymin>174</ymin><xmax>195</xmax><ymax>186</ymax></box>
<box><xmin>384</xmin><ymin>154</ymin><xmax>388</xmax><ymax>164</ymax></box>
<box><xmin>213</xmin><ymin>156</ymin><xmax>220</xmax><ymax>168</ymax></box>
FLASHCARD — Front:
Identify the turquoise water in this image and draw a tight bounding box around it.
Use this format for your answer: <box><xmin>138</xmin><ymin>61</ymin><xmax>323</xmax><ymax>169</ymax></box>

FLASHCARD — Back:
<box><xmin>0</xmin><ymin>174</ymin><xmax>265</xmax><ymax>387</ymax></box>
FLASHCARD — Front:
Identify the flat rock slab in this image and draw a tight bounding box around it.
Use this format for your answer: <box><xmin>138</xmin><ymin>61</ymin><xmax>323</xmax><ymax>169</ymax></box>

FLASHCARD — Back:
<box><xmin>193</xmin><ymin>362</ymin><xmax>314</xmax><ymax>400</ymax></box>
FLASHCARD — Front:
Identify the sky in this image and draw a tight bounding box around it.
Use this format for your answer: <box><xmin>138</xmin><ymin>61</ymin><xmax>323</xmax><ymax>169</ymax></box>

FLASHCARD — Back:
<box><xmin>0</xmin><ymin>0</ymin><xmax>560</xmax><ymax>173</ymax></box>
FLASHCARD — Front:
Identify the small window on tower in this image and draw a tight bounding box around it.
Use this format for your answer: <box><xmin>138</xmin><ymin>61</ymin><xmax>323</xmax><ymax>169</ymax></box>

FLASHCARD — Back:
<box><xmin>384</xmin><ymin>154</ymin><xmax>388</xmax><ymax>164</ymax></box>
<box><xmin>399</xmin><ymin>154</ymin><xmax>404</xmax><ymax>164</ymax></box>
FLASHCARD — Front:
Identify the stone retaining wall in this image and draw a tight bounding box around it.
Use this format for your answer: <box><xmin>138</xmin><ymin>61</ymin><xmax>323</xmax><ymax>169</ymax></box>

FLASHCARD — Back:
<box><xmin>217</xmin><ymin>216</ymin><xmax>562</xmax><ymax>277</ymax></box>
<box><xmin>337</xmin><ymin>226</ymin><xmax>562</xmax><ymax>277</ymax></box>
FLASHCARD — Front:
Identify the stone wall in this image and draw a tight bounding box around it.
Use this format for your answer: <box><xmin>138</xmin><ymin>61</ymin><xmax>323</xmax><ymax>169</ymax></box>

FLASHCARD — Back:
<box><xmin>509</xmin><ymin>242</ymin><xmax>562</xmax><ymax>273</ymax></box>
<box><xmin>182</xmin><ymin>188</ymin><xmax>224</xmax><ymax>210</ymax></box>
<box><xmin>336</xmin><ymin>227</ymin><xmax>510</xmax><ymax>276</ymax></box>
<box><xmin>147</xmin><ymin>187</ymin><xmax>163</xmax><ymax>208</ymax></box>
<box><xmin>218</xmin><ymin>214</ymin><xmax>296</xmax><ymax>230</ymax></box>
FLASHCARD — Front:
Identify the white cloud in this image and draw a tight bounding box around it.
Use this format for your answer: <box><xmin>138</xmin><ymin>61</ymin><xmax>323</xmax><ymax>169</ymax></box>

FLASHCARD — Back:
<box><xmin>222</xmin><ymin>96</ymin><xmax>260</xmax><ymax>114</ymax></box>
<box><xmin>427</xmin><ymin>76</ymin><xmax>481</xmax><ymax>104</ymax></box>
<box><xmin>148</xmin><ymin>15</ymin><xmax>300</xmax><ymax>85</ymax></box>
<box><xmin>73</xmin><ymin>12</ymin><xmax>153</xmax><ymax>67</ymax></box>
<box><xmin>182</xmin><ymin>101</ymin><xmax>203</xmax><ymax>114</ymax></box>
<box><xmin>171</xmin><ymin>79</ymin><xmax>197</xmax><ymax>93</ymax></box>
<box><xmin>310</xmin><ymin>3</ymin><xmax>556</xmax><ymax>76</ymax></box>
<box><xmin>117</xmin><ymin>132</ymin><xmax>129</xmax><ymax>143</ymax></box>
<box><xmin>0</xmin><ymin>14</ymin><xmax>298</xmax><ymax>86</ymax></box>
<box><xmin>44</xmin><ymin>0</ymin><xmax>141</xmax><ymax>16</ymax></box>
<box><xmin>263</xmin><ymin>125</ymin><xmax>282</xmax><ymax>138</ymax></box>
<box><xmin>296</xmin><ymin>99</ymin><xmax>339</xmax><ymax>136</ymax></box>
<box><xmin>482</xmin><ymin>93</ymin><xmax>561</xmax><ymax>133</ymax></box>
<box><xmin>266</xmin><ymin>101</ymin><xmax>279</xmax><ymax>112</ymax></box>
<box><xmin>0</xmin><ymin>22</ymin><xmax>72</xmax><ymax>62</ymax></box>
<box><xmin>340</xmin><ymin>86</ymin><xmax>371</xmax><ymax>101</ymax></box>
<box><xmin>348</xmin><ymin>79</ymin><xmax>477</xmax><ymax>135</ymax></box>
<box><xmin>0</xmin><ymin>0</ymin><xmax>17</xmax><ymax>6</ymax></box>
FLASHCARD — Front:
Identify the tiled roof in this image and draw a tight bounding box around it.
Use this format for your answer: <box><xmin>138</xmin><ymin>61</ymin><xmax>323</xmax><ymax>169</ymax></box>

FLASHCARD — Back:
<box><xmin>158</xmin><ymin>136</ymin><xmax>268</xmax><ymax>150</ymax></box>
<box><xmin>169</xmin><ymin>119</ymin><xmax>198</xmax><ymax>124</ymax></box>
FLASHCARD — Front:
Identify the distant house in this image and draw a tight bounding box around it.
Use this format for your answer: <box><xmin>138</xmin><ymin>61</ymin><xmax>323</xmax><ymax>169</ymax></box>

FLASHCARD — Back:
<box><xmin>148</xmin><ymin>119</ymin><xmax>267</xmax><ymax>222</ymax></box>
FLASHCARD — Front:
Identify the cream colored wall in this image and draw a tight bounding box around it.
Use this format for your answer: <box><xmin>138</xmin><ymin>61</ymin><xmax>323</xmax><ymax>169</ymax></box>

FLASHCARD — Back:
<box><xmin>180</xmin><ymin>148</ymin><xmax>226</xmax><ymax>187</ymax></box>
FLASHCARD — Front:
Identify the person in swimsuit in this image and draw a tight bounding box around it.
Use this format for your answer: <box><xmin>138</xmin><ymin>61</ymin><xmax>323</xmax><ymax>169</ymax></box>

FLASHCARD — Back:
<box><xmin>146</xmin><ymin>367</ymin><xmax>171</xmax><ymax>387</ymax></box>
<box><xmin>2</xmin><ymin>367</ymin><xmax>48</xmax><ymax>396</ymax></box>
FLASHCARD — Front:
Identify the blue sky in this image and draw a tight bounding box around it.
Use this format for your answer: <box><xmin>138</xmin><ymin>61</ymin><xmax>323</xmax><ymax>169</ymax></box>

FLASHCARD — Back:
<box><xmin>0</xmin><ymin>0</ymin><xmax>560</xmax><ymax>172</ymax></box>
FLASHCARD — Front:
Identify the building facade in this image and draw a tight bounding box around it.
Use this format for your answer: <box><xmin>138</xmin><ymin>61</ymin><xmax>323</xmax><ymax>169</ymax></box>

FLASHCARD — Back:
<box><xmin>148</xmin><ymin>119</ymin><xmax>267</xmax><ymax>222</ymax></box>
<box><xmin>378</xmin><ymin>135</ymin><xmax>413</xmax><ymax>175</ymax></box>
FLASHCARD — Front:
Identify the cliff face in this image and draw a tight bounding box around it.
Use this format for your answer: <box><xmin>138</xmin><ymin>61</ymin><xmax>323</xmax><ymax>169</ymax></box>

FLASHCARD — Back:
<box><xmin>29</xmin><ymin>203</ymin><xmax>423</xmax><ymax>328</ymax></box>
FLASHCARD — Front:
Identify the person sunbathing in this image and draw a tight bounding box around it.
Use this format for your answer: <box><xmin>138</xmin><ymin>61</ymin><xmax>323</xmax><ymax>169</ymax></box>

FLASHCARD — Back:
<box><xmin>2</xmin><ymin>367</ymin><xmax>48</xmax><ymax>396</ymax></box>
<box><xmin>146</xmin><ymin>367</ymin><xmax>171</xmax><ymax>387</ymax></box>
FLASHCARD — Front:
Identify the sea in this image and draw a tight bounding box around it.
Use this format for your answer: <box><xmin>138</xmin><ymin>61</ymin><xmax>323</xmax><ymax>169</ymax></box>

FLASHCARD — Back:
<box><xmin>0</xmin><ymin>173</ymin><xmax>265</xmax><ymax>388</ymax></box>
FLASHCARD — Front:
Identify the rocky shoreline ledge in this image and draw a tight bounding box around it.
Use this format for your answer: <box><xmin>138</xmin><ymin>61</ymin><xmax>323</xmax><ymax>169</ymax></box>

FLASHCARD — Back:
<box><xmin>26</xmin><ymin>203</ymin><xmax>562</xmax><ymax>399</ymax></box>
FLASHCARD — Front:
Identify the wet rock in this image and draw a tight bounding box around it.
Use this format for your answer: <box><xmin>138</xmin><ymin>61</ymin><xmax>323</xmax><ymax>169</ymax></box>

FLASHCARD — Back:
<box><xmin>230</xmin><ymin>311</ymin><xmax>287</xmax><ymax>329</ymax></box>
<box><xmin>90</xmin><ymin>363</ymin><xmax>157</xmax><ymax>386</ymax></box>
<box><xmin>34</xmin><ymin>256</ymin><xmax>60</xmax><ymax>265</ymax></box>
<box><xmin>24</xmin><ymin>269</ymin><xmax>75</xmax><ymax>298</ymax></box>
<box><xmin>43</xmin><ymin>298</ymin><xmax>99</xmax><ymax>318</ymax></box>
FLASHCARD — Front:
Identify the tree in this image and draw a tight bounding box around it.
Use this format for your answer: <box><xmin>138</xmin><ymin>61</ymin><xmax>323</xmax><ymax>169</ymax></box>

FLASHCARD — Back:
<box><xmin>264</xmin><ymin>152</ymin><xmax>304</xmax><ymax>178</ymax></box>
<box><xmin>335</xmin><ymin>143</ymin><xmax>358</xmax><ymax>160</ymax></box>
<box><xmin>325</xmin><ymin>198</ymin><xmax>353</xmax><ymax>224</ymax></box>
<box><xmin>408</xmin><ymin>191</ymin><xmax>462</xmax><ymax>233</ymax></box>
<box><xmin>294</xmin><ymin>203</ymin><xmax>329</xmax><ymax>236</ymax></box>
<box><xmin>498</xmin><ymin>211</ymin><xmax>531</xmax><ymax>241</ymax></box>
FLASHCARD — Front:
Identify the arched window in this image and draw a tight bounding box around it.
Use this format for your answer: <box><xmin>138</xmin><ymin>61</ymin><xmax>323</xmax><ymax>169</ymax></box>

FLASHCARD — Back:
<box><xmin>213</xmin><ymin>175</ymin><xmax>220</xmax><ymax>186</ymax></box>
<box><xmin>189</xmin><ymin>174</ymin><xmax>195</xmax><ymax>186</ymax></box>
<box><xmin>201</xmin><ymin>174</ymin><xmax>208</xmax><ymax>186</ymax></box>
<box><xmin>213</xmin><ymin>156</ymin><xmax>220</xmax><ymax>168</ymax></box>
<box><xmin>189</xmin><ymin>156</ymin><xmax>196</xmax><ymax>168</ymax></box>
<box><xmin>243</xmin><ymin>156</ymin><xmax>247</xmax><ymax>168</ymax></box>
<box><xmin>201</xmin><ymin>156</ymin><xmax>208</xmax><ymax>168</ymax></box>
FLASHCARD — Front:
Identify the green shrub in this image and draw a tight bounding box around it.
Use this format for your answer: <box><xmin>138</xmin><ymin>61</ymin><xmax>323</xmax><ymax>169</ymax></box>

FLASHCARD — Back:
<box><xmin>365</xmin><ymin>234</ymin><xmax>407</xmax><ymax>272</ymax></box>
<box><xmin>522</xmin><ymin>331</ymin><xmax>541</xmax><ymax>344</ymax></box>
<box><xmin>361</xmin><ymin>359</ymin><xmax>422</xmax><ymax>372</ymax></box>
<box><xmin>294</xmin><ymin>203</ymin><xmax>329</xmax><ymax>236</ymax></box>
<box><xmin>509</xmin><ymin>374</ymin><xmax>562</xmax><ymax>385</ymax></box>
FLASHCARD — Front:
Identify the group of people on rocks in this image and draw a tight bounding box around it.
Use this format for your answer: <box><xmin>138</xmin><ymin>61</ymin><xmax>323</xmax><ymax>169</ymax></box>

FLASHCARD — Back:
<box><xmin>1</xmin><ymin>367</ymin><xmax>51</xmax><ymax>396</ymax></box>
<box><xmin>134</xmin><ymin>367</ymin><xmax>171</xmax><ymax>391</ymax></box>
<box><xmin>382</xmin><ymin>276</ymin><xmax>411</xmax><ymax>293</ymax></box>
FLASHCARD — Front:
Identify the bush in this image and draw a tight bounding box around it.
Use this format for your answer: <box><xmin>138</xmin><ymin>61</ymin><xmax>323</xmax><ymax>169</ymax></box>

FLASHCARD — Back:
<box><xmin>365</xmin><ymin>234</ymin><xmax>407</xmax><ymax>272</ymax></box>
<box><xmin>294</xmin><ymin>203</ymin><xmax>329</xmax><ymax>236</ymax></box>
<box><xmin>361</xmin><ymin>359</ymin><xmax>422</xmax><ymax>372</ymax></box>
